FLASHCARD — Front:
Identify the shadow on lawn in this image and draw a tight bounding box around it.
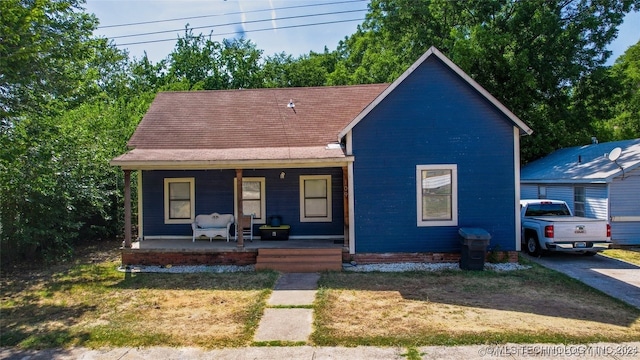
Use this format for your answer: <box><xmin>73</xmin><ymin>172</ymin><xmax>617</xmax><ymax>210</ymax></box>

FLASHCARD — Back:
<box><xmin>110</xmin><ymin>269</ymin><xmax>279</xmax><ymax>291</ymax></box>
<box><xmin>0</xmin><ymin>302</ymin><xmax>94</xmax><ymax>347</ymax></box>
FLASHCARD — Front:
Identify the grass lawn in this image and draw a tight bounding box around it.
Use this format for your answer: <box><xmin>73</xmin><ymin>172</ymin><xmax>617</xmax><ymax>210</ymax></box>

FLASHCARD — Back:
<box><xmin>0</xmin><ymin>242</ymin><xmax>278</xmax><ymax>349</ymax></box>
<box><xmin>2</xmin><ymin>243</ymin><xmax>639</xmax><ymax>350</ymax></box>
<box><xmin>313</xmin><ymin>257</ymin><xmax>640</xmax><ymax>347</ymax></box>
<box><xmin>602</xmin><ymin>247</ymin><xmax>640</xmax><ymax>266</ymax></box>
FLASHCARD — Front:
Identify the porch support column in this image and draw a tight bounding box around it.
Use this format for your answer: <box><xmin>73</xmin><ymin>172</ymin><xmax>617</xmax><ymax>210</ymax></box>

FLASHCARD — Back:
<box><xmin>123</xmin><ymin>169</ymin><xmax>132</xmax><ymax>248</ymax></box>
<box><xmin>235</xmin><ymin>169</ymin><xmax>244</xmax><ymax>248</ymax></box>
<box><xmin>342</xmin><ymin>166</ymin><xmax>349</xmax><ymax>248</ymax></box>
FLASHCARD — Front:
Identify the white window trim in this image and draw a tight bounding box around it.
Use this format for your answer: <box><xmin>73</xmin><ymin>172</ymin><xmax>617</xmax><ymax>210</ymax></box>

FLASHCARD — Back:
<box><xmin>416</xmin><ymin>165</ymin><xmax>458</xmax><ymax>227</ymax></box>
<box><xmin>164</xmin><ymin>177</ymin><xmax>195</xmax><ymax>224</ymax></box>
<box><xmin>234</xmin><ymin>177</ymin><xmax>266</xmax><ymax>225</ymax></box>
<box><xmin>538</xmin><ymin>185</ymin><xmax>547</xmax><ymax>199</ymax></box>
<box><xmin>574</xmin><ymin>186</ymin><xmax>586</xmax><ymax>217</ymax></box>
<box><xmin>300</xmin><ymin>175</ymin><xmax>332</xmax><ymax>222</ymax></box>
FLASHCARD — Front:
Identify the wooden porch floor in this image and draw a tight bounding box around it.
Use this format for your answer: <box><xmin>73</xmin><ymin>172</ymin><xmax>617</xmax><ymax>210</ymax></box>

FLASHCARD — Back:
<box><xmin>131</xmin><ymin>238</ymin><xmax>344</xmax><ymax>251</ymax></box>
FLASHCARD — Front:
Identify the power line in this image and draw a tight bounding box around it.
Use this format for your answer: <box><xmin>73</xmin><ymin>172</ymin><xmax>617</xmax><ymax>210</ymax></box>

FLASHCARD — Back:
<box><xmin>98</xmin><ymin>0</ymin><xmax>369</xmax><ymax>29</ymax></box>
<box><xmin>115</xmin><ymin>17</ymin><xmax>365</xmax><ymax>47</ymax></box>
<box><xmin>110</xmin><ymin>9</ymin><xmax>367</xmax><ymax>40</ymax></box>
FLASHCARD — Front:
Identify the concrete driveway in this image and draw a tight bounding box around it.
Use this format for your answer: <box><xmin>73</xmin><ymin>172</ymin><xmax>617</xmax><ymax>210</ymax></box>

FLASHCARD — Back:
<box><xmin>525</xmin><ymin>253</ymin><xmax>640</xmax><ymax>309</ymax></box>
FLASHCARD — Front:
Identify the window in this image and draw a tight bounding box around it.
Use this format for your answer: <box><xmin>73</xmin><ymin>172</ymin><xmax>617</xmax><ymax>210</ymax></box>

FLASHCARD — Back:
<box><xmin>300</xmin><ymin>175</ymin><xmax>332</xmax><ymax>222</ymax></box>
<box><xmin>416</xmin><ymin>165</ymin><xmax>458</xmax><ymax>226</ymax></box>
<box><xmin>164</xmin><ymin>178</ymin><xmax>195</xmax><ymax>224</ymax></box>
<box><xmin>234</xmin><ymin>177</ymin><xmax>266</xmax><ymax>225</ymax></box>
<box><xmin>538</xmin><ymin>186</ymin><xmax>547</xmax><ymax>199</ymax></box>
<box><xmin>574</xmin><ymin>186</ymin><xmax>585</xmax><ymax>217</ymax></box>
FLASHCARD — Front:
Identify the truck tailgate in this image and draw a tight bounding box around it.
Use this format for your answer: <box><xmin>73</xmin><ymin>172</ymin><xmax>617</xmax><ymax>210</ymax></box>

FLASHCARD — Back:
<box><xmin>531</xmin><ymin>216</ymin><xmax>608</xmax><ymax>241</ymax></box>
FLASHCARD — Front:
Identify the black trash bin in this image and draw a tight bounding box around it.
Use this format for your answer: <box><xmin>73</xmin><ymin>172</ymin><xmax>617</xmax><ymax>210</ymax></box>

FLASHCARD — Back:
<box><xmin>458</xmin><ymin>228</ymin><xmax>491</xmax><ymax>270</ymax></box>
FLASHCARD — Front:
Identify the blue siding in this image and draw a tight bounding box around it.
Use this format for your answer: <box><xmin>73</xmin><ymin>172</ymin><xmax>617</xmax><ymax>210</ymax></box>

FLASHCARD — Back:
<box><xmin>585</xmin><ymin>185</ymin><xmax>608</xmax><ymax>219</ymax></box>
<box><xmin>610</xmin><ymin>168</ymin><xmax>640</xmax><ymax>245</ymax></box>
<box><xmin>546</xmin><ymin>186</ymin><xmax>574</xmax><ymax>207</ymax></box>
<box><xmin>520</xmin><ymin>185</ymin><xmax>538</xmax><ymax>199</ymax></box>
<box><xmin>351</xmin><ymin>56</ymin><xmax>518</xmax><ymax>252</ymax></box>
<box><xmin>142</xmin><ymin>168</ymin><xmax>344</xmax><ymax>238</ymax></box>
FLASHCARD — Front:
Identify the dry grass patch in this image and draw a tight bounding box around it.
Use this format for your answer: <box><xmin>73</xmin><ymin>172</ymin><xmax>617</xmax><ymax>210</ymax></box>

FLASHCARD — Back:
<box><xmin>313</xmin><ymin>265</ymin><xmax>640</xmax><ymax>346</ymax></box>
<box><xmin>1</xmin><ymin>253</ymin><xmax>278</xmax><ymax>349</ymax></box>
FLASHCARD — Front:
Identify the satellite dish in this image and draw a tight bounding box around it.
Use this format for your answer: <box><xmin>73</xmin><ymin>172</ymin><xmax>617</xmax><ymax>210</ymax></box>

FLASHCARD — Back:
<box><xmin>608</xmin><ymin>147</ymin><xmax>622</xmax><ymax>162</ymax></box>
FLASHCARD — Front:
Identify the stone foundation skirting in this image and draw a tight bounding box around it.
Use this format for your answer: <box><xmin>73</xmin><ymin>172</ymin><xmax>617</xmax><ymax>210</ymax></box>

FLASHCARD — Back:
<box><xmin>348</xmin><ymin>251</ymin><xmax>518</xmax><ymax>264</ymax></box>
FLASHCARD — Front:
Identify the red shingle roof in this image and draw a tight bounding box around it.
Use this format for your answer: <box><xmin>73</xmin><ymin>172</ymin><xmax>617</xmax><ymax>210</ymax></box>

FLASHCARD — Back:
<box><xmin>128</xmin><ymin>85</ymin><xmax>388</xmax><ymax>150</ymax></box>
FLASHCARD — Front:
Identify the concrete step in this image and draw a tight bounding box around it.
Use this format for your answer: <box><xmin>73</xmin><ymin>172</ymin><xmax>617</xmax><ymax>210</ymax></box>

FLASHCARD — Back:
<box><xmin>256</xmin><ymin>248</ymin><xmax>342</xmax><ymax>272</ymax></box>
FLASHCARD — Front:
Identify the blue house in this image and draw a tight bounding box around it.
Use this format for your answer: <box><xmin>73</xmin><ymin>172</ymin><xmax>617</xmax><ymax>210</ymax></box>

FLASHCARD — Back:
<box><xmin>521</xmin><ymin>138</ymin><xmax>640</xmax><ymax>246</ymax></box>
<box><xmin>111</xmin><ymin>47</ymin><xmax>533</xmax><ymax>266</ymax></box>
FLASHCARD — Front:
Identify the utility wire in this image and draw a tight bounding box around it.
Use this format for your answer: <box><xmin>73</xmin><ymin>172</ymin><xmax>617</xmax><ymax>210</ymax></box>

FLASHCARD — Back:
<box><xmin>98</xmin><ymin>0</ymin><xmax>368</xmax><ymax>29</ymax></box>
<box><xmin>110</xmin><ymin>9</ymin><xmax>367</xmax><ymax>40</ymax></box>
<box><xmin>115</xmin><ymin>17</ymin><xmax>364</xmax><ymax>47</ymax></box>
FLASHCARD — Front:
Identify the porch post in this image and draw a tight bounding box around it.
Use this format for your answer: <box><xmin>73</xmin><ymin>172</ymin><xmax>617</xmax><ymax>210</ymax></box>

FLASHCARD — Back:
<box><xmin>235</xmin><ymin>169</ymin><xmax>244</xmax><ymax>248</ymax></box>
<box><xmin>123</xmin><ymin>169</ymin><xmax>132</xmax><ymax>248</ymax></box>
<box><xmin>342</xmin><ymin>166</ymin><xmax>349</xmax><ymax>248</ymax></box>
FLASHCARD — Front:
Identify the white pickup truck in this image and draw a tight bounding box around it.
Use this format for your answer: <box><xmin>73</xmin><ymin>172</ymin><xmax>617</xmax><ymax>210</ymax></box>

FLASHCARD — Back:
<box><xmin>520</xmin><ymin>199</ymin><xmax>611</xmax><ymax>256</ymax></box>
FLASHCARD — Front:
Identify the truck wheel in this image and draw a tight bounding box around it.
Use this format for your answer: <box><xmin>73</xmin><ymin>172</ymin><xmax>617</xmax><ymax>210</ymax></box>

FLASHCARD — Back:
<box><xmin>526</xmin><ymin>235</ymin><xmax>542</xmax><ymax>256</ymax></box>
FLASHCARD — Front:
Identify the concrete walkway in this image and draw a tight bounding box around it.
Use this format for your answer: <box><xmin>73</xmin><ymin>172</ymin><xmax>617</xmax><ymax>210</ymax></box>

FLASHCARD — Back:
<box><xmin>253</xmin><ymin>273</ymin><xmax>320</xmax><ymax>342</ymax></box>
<box><xmin>525</xmin><ymin>253</ymin><xmax>640</xmax><ymax>309</ymax></box>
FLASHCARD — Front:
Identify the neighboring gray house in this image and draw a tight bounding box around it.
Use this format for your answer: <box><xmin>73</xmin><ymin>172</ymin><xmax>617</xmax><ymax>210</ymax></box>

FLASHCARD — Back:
<box><xmin>521</xmin><ymin>138</ymin><xmax>640</xmax><ymax>246</ymax></box>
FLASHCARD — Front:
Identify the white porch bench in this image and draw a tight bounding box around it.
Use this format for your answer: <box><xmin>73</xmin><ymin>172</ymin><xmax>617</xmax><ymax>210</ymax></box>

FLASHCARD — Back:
<box><xmin>192</xmin><ymin>213</ymin><xmax>234</xmax><ymax>242</ymax></box>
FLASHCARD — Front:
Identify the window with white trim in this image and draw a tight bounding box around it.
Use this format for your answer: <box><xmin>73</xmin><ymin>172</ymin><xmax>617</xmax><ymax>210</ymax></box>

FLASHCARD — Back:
<box><xmin>300</xmin><ymin>175</ymin><xmax>332</xmax><ymax>222</ymax></box>
<box><xmin>164</xmin><ymin>178</ymin><xmax>195</xmax><ymax>224</ymax></box>
<box><xmin>574</xmin><ymin>186</ymin><xmax>585</xmax><ymax>217</ymax></box>
<box><xmin>234</xmin><ymin>177</ymin><xmax>266</xmax><ymax>225</ymax></box>
<box><xmin>416</xmin><ymin>165</ymin><xmax>458</xmax><ymax>226</ymax></box>
<box><xmin>538</xmin><ymin>186</ymin><xmax>547</xmax><ymax>199</ymax></box>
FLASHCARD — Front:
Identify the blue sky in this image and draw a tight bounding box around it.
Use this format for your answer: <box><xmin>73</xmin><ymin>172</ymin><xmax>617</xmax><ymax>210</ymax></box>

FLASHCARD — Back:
<box><xmin>85</xmin><ymin>0</ymin><xmax>639</xmax><ymax>65</ymax></box>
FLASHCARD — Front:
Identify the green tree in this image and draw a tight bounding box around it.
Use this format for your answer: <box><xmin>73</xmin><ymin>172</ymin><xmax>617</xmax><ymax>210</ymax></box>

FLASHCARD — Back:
<box><xmin>165</xmin><ymin>29</ymin><xmax>266</xmax><ymax>90</ymax></box>
<box><xmin>331</xmin><ymin>0</ymin><xmax>639</xmax><ymax>161</ymax></box>
<box><xmin>261</xmin><ymin>48</ymin><xmax>339</xmax><ymax>88</ymax></box>
<box><xmin>220</xmin><ymin>38</ymin><xmax>264</xmax><ymax>89</ymax></box>
<box><xmin>167</xmin><ymin>29</ymin><xmax>227</xmax><ymax>90</ymax></box>
<box><xmin>261</xmin><ymin>52</ymin><xmax>296</xmax><ymax>87</ymax></box>
<box><xmin>0</xmin><ymin>0</ymin><xmax>99</xmax><ymax>128</ymax></box>
<box><xmin>0</xmin><ymin>0</ymin><xmax>141</xmax><ymax>264</ymax></box>
<box><xmin>601</xmin><ymin>41</ymin><xmax>640</xmax><ymax>139</ymax></box>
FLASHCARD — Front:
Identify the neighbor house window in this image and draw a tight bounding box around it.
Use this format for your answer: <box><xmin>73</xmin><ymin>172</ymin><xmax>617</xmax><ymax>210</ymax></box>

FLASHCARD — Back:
<box><xmin>574</xmin><ymin>186</ymin><xmax>585</xmax><ymax>217</ymax></box>
<box><xmin>300</xmin><ymin>175</ymin><xmax>332</xmax><ymax>222</ymax></box>
<box><xmin>234</xmin><ymin>177</ymin><xmax>266</xmax><ymax>225</ymax></box>
<box><xmin>538</xmin><ymin>186</ymin><xmax>547</xmax><ymax>199</ymax></box>
<box><xmin>164</xmin><ymin>178</ymin><xmax>195</xmax><ymax>224</ymax></box>
<box><xmin>416</xmin><ymin>165</ymin><xmax>458</xmax><ymax>226</ymax></box>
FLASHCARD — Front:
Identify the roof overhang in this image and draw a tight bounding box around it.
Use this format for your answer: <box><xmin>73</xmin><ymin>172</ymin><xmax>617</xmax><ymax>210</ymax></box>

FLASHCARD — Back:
<box><xmin>110</xmin><ymin>147</ymin><xmax>353</xmax><ymax>170</ymax></box>
<box><xmin>521</xmin><ymin>179</ymin><xmax>610</xmax><ymax>185</ymax></box>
